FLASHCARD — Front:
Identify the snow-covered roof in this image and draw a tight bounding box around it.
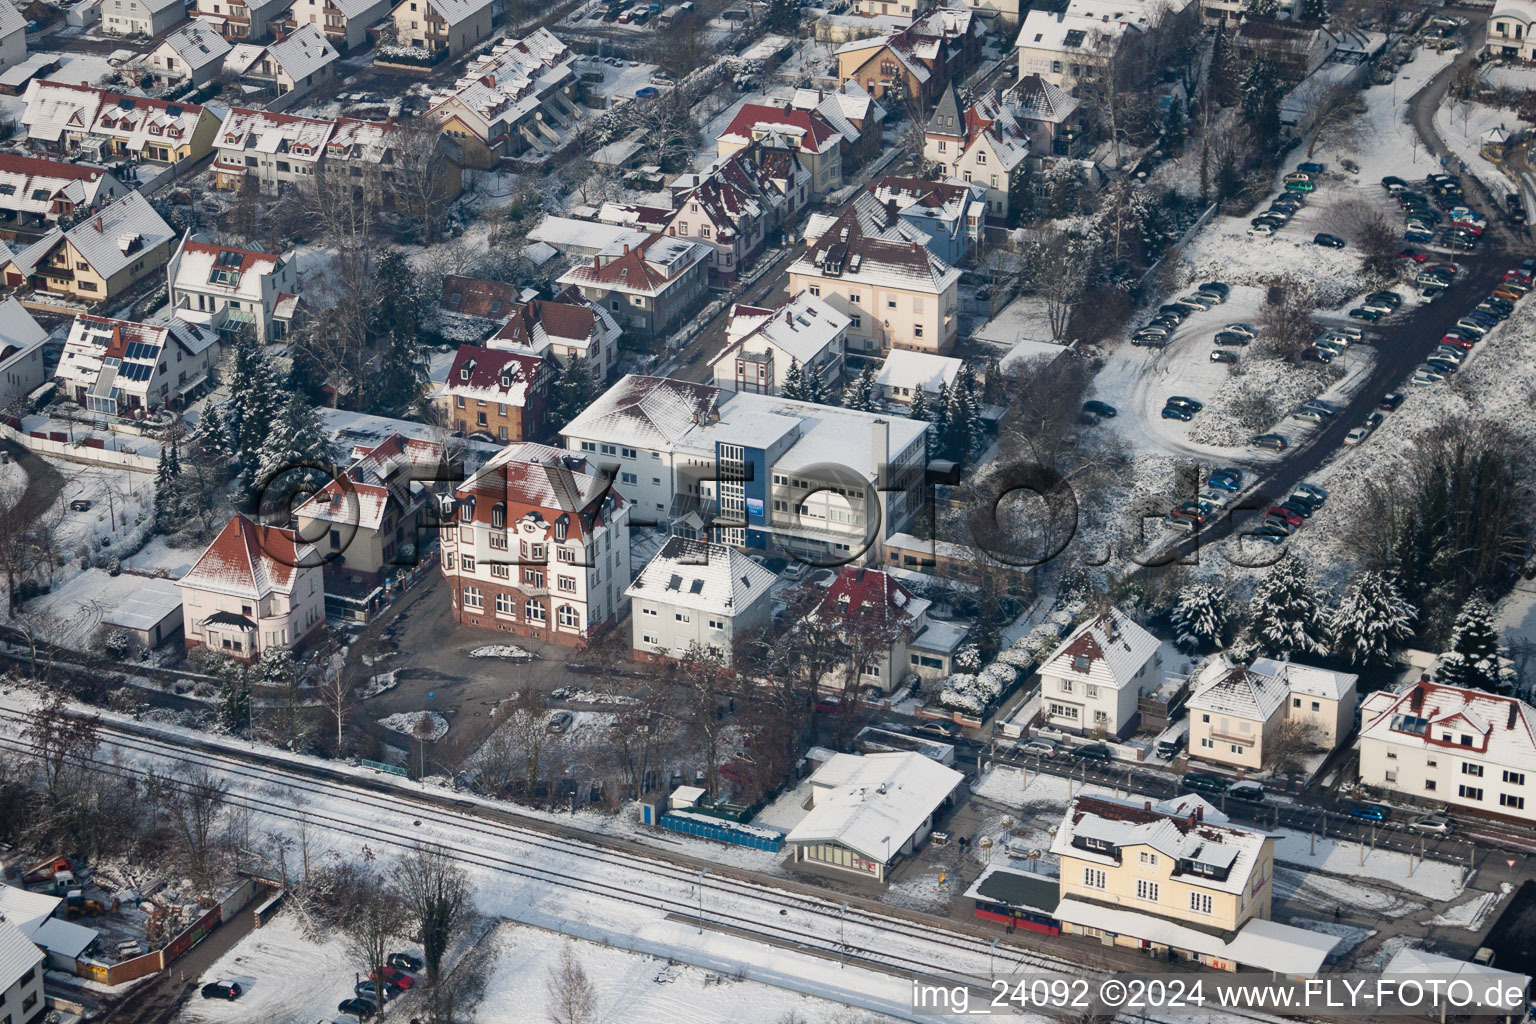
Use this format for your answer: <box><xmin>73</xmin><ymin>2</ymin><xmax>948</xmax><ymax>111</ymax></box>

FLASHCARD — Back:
<box><xmin>1359</xmin><ymin>680</ymin><xmax>1536</xmax><ymax>771</ymax></box>
<box><xmin>295</xmin><ymin>433</ymin><xmax>444</xmax><ymax>531</ymax></box>
<box><xmin>0</xmin><ymin>297</ymin><xmax>49</xmax><ymax>365</ymax></box>
<box><xmin>489</xmin><ymin>294</ymin><xmax>619</xmax><ymax>357</ymax></box>
<box><xmin>718</xmin><ymin>102</ymin><xmax>843</xmax><ymax>156</ymax></box>
<box><xmin>1187</xmin><ymin>658</ymin><xmax>1290</xmax><ymax>722</ymax></box>
<box><xmin>789</xmin><ymin>81</ymin><xmax>887</xmax><ymax>144</ymax></box>
<box><xmin>1017</xmin><ymin>7</ymin><xmax>1136</xmax><ymax>58</ymax></box>
<box><xmin>1054</xmin><ymin>899</ymin><xmax>1337</xmax><ymax>975</ymax></box>
<box><xmin>427</xmin><ymin>27</ymin><xmax>573</xmax><ymax>142</ymax></box>
<box><xmin>0</xmin><ymin>883</ymin><xmax>96</xmax><ymax>962</ymax></box>
<box><xmin>153</xmin><ymin>19</ymin><xmax>232</xmax><ymax>75</ymax></box>
<box><xmin>0</xmin><ymin>884</ymin><xmax>59</xmax><ymax>933</ymax></box>
<box><xmin>713</xmin><ymin>290</ymin><xmax>849</xmax><ymax>370</ymax></box>
<box><xmin>57</xmin><ymin>312</ymin><xmax>218</xmax><ymax>404</ymax></box>
<box><xmin>402</xmin><ymin>0</ymin><xmax>490</xmax><ymax>28</ymax></box>
<box><xmin>1492</xmin><ymin>0</ymin><xmax>1536</xmax><ymax>24</ymax></box>
<box><xmin>0</xmin><ymin>918</ymin><xmax>44</xmax><ymax>997</ymax></box>
<box><xmin>1039</xmin><ymin>608</ymin><xmax>1161</xmax><ymax>693</ymax></box>
<box><xmin>455</xmin><ymin>442</ymin><xmax>624</xmax><ymax>542</ymax></box>
<box><xmin>787</xmin><ymin>752</ymin><xmax>963</xmax><ymax>862</ymax></box>
<box><xmin>1007</xmin><ymin>73</ymin><xmax>1078</xmax><ymax>125</ymax></box>
<box><xmin>817</xmin><ymin>565</ymin><xmax>930</xmax><ymax>627</ymax></box>
<box><xmin>438</xmin><ymin>345</ymin><xmax>545</xmax><ymax>407</ymax></box>
<box><xmin>625</xmin><ymin>536</ymin><xmax>777</xmax><ymax>616</ymax></box>
<box><xmin>790</xmin><ymin>221</ymin><xmax>960</xmax><ymax>296</ymax></box>
<box><xmin>529</xmin><ymin>216</ymin><xmax>647</xmax><ymax>257</ymax></box>
<box><xmin>0</xmin><ymin>154</ymin><xmax>123</xmax><ymax>219</ymax></box>
<box><xmin>557</xmin><ymin>232</ymin><xmax>711</xmax><ymax>299</ymax></box>
<box><xmin>179</xmin><ymin>513</ymin><xmax>315</xmax><ymax>601</ymax></box>
<box><xmin>216</xmin><ymin>106</ymin><xmax>334</xmax><ymax>162</ymax></box>
<box><xmin>21</xmin><ymin>81</ymin><xmax>209</xmax><ymax>147</ymax></box>
<box><xmin>6</xmin><ymin>191</ymin><xmax>174</xmax><ymax>282</ymax></box>
<box><xmin>102</xmin><ymin>575</ymin><xmax>184</xmax><ymax>631</ymax></box>
<box><xmin>171</xmin><ymin>235</ymin><xmax>288</xmax><ymax>305</ymax></box>
<box><xmin>1251</xmin><ymin>657</ymin><xmax>1356</xmax><ymax>702</ymax></box>
<box><xmin>1383</xmin><ymin>947</ymin><xmax>1532</xmax><ymax>997</ymax></box>
<box><xmin>0</xmin><ymin>0</ymin><xmax>24</xmax><ymax>39</ymax></box>
<box><xmin>1052</xmin><ymin>794</ymin><xmax>1267</xmax><ymax>897</ymax></box>
<box><xmin>226</xmin><ymin>23</ymin><xmax>336</xmax><ymax>82</ymax></box>
<box><xmin>874</xmin><ymin>349</ymin><xmax>962</xmax><ymax>395</ymax></box>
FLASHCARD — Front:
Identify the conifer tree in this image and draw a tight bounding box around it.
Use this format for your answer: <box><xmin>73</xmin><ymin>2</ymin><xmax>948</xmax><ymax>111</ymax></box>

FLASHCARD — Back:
<box><xmin>1435</xmin><ymin>598</ymin><xmax>1511</xmax><ymax>693</ymax></box>
<box><xmin>1330</xmin><ymin>571</ymin><xmax>1415</xmax><ymax>668</ymax></box>
<box><xmin>779</xmin><ymin>357</ymin><xmax>807</xmax><ymax>400</ymax></box>
<box><xmin>1248</xmin><ymin>555</ymin><xmax>1330</xmax><ymax>657</ymax></box>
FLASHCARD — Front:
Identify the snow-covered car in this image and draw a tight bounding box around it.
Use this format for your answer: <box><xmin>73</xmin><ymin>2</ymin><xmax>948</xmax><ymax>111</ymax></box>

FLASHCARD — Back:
<box><xmin>1247</xmin><ymin>222</ymin><xmax>1276</xmax><ymax>238</ymax></box>
<box><xmin>1344</xmin><ymin>426</ymin><xmax>1372</xmax><ymax>445</ymax></box>
<box><xmin>1411</xmin><ymin>368</ymin><xmax>1445</xmax><ymax>386</ymax></box>
<box><xmin>1223</xmin><ymin>322</ymin><xmax>1257</xmax><ymax>337</ymax></box>
<box><xmin>1293</xmin><ymin>482</ymin><xmax>1328</xmax><ymax>505</ymax></box>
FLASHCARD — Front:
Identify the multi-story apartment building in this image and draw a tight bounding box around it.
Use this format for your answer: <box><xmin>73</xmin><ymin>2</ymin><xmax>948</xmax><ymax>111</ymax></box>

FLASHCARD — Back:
<box><xmin>102</xmin><ymin>0</ymin><xmax>185</xmax><ymax>36</ymax></box>
<box><xmin>0</xmin><ymin>153</ymin><xmax>128</xmax><ymax>229</ymax></box>
<box><xmin>196</xmin><ymin>0</ymin><xmax>296</xmax><ymax>41</ymax></box>
<box><xmin>625</xmin><ymin>537</ymin><xmax>777</xmax><ymax>665</ymax></box>
<box><xmin>708</xmin><ymin>291</ymin><xmax>850</xmax><ymax>396</ymax></box>
<box><xmin>285</xmin><ymin>0</ymin><xmax>390</xmax><ymax>51</ymax></box>
<box><xmin>788</xmin><ymin>201</ymin><xmax>961</xmax><ymax>356</ymax></box>
<box><xmin>1038</xmin><ymin>609</ymin><xmax>1163</xmax><ymax>738</ymax></box>
<box><xmin>869</xmin><ymin>176</ymin><xmax>985</xmax><ymax>265</ymax></box>
<box><xmin>716</xmin><ymin>103</ymin><xmax>843</xmax><ymax>197</ymax></box>
<box><xmin>21</xmin><ymin>83</ymin><xmax>219</xmax><ymax>165</ymax></box>
<box><xmin>224</xmin><ymin>23</ymin><xmax>339</xmax><ymax>112</ymax></box>
<box><xmin>561</xmin><ymin>374</ymin><xmax>929</xmax><ymax>566</ymax></box>
<box><xmin>1</xmin><ymin>191</ymin><xmax>176</xmax><ymax>304</ymax></box>
<box><xmin>179</xmin><ymin>513</ymin><xmax>326</xmax><ymax>659</ymax></box>
<box><xmin>56</xmin><ymin>312</ymin><xmax>221</xmax><ymax>415</ymax></box>
<box><xmin>441</xmin><ymin>443</ymin><xmax>632</xmax><ymax>646</ymax></box>
<box><xmin>435</xmin><ymin>346</ymin><xmax>552</xmax><ymax>443</ymax></box>
<box><xmin>167</xmin><ymin>235</ymin><xmax>302</xmax><ymax>343</ymax></box>
<box><xmin>428</xmin><ymin>28</ymin><xmax>580</xmax><ymax>167</ymax></box>
<box><xmin>211</xmin><ymin>107</ymin><xmax>463</xmax><ymax>200</ymax></box>
<box><xmin>388</xmin><ymin>0</ymin><xmax>492</xmax><ymax>59</ymax></box>
<box><xmin>789</xmin><ymin>82</ymin><xmax>888</xmax><ymax>171</ymax></box>
<box><xmin>1187</xmin><ymin>657</ymin><xmax>1357</xmax><ymax>771</ymax></box>
<box><xmin>555</xmin><ymin>234</ymin><xmax>711</xmax><ymax>343</ymax></box>
<box><xmin>293</xmin><ymin>432</ymin><xmax>447</xmax><ymax>587</ymax></box>
<box><xmin>1358</xmin><ymin>680</ymin><xmax>1536</xmax><ymax>824</ymax></box>
<box><xmin>1050</xmin><ymin>795</ymin><xmax>1336</xmax><ymax>973</ymax></box>
<box><xmin>836</xmin><ymin>0</ymin><xmax>983</xmax><ymax>106</ymax></box>
<box><xmin>1016</xmin><ymin>0</ymin><xmax>1194</xmax><ymax>93</ymax></box>
<box><xmin>925</xmin><ymin>77</ymin><xmax>1080</xmax><ymax>222</ymax></box>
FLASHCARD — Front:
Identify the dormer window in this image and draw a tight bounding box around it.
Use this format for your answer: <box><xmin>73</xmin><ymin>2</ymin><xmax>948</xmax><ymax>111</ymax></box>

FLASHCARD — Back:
<box><xmin>491</xmin><ymin>503</ymin><xmax>505</xmax><ymax>528</ymax></box>
<box><xmin>460</xmin><ymin>367</ymin><xmax>471</xmax><ymax>380</ymax></box>
<box><xmin>458</xmin><ymin>496</ymin><xmax>475</xmax><ymax>521</ymax></box>
<box><xmin>499</xmin><ymin>372</ymin><xmax>513</xmax><ymax>389</ymax></box>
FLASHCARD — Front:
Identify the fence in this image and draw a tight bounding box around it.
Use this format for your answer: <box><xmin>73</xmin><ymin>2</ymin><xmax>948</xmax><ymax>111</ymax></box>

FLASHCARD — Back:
<box><xmin>73</xmin><ymin>883</ymin><xmax>250</xmax><ymax>984</ymax></box>
<box><xmin>253</xmin><ymin>891</ymin><xmax>285</xmax><ymax>927</ymax></box>
<box><xmin>1134</xmin><ymin>201</ymin><xmax>1218</xmax><ymax>293</ymax></box>
<box><xmin>651</xmin><ymin>809</ymin><xmax>784</xmax><ymax>852</ymax></box>
<box><xmin>1</xmin><ymin>420</ymin><xmax>158</xmax><ymax>472</ymax></box>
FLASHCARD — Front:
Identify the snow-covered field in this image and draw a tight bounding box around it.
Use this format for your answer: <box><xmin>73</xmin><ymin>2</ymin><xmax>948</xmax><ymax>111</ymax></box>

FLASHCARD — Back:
<box><xmin>1271</xmin><ymin>829</ymin><xmax>1466</xmax><ymax>903</ymax></box>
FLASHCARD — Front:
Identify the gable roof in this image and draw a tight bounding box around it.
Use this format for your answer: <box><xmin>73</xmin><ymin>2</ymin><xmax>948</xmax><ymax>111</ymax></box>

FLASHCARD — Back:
<box><xmin>294</xmin><ymin>433</ymin><xmax>445</xmax><ymax>530</ymax></box>
<box><xmin>427</xmin><ymin>27</ymin><xmax>574</xmax><ymax>142</ymax></box>
<box><xmin>0</xmin><ymin>917</ymin><xmax>44</xmax><ymax>997</ymax></box>
<box><xmin>6</xmin><ymin>190</ymin><xmax>174</xmax><ymax>281</ymax></box>
<box><xmin>178</xmin><ymin>513</ymin><xmax>314</xmax><ymax>600</ymax></box>
<box><xmin>441</xmin><ymin>345</ymin><xmax>547</xmax><ymax>406</ymax></box>
<box><xmin>227</xmin><ymin>22</ymin><xmax>337</xmax><ymax>81</ymax></box>
<box><xmin>438</xmin><ymin>275</ymin><xmax>519</xmax><ymax>319</ymax></box>
<box><xmin>0</xmin><ymin>153</ymin><xmax>123</xmax><ymax>218</ymax></box>
<box><xmin>560</xmin><ymin>373</ymin><xmax>724</xmax><ymax>450</ymax></box>
<box><xmin>1009</xmin><ymin>73</ymin><xmax>1078</xmax><ymax>124</ymax></box>
<box><xmin>21</xmin><ymin>81</ymin><xmax>208</xmax><ymax>146</ymax></box>
<box><xmin>817</xmin><ymin>566</ymin><xmax>927</xmax><ymax>626</ymax></box>
<box><xmin>491</xmin><ymin>296</ymin><xmax>611</xmax><ymax>352</ymax></box>
<box><xmin>719</xmin><ymin>102</ymin><xmax>843</xmax><ymax>155</ymax></box>
<box><xmin>171</xmin><ymin>236</ymin><xmax>287</xmax><ymax>304</ymax></box>
<box><xmin>0</xmin><ymin>0</ymin><xmax>24</xmax><ymax>39</ymax></box>
<box><xmin>1359</xmin><ymin>680</ymin><xmax>1536</xmax><ymax>771</ymax></box>
<box><xmin>1039</xmin><ymin>608</ymin><xmax>1161</xmax><ymax>692</ymax></box>
<box><xmin>714</xmin><ymin>290</ymin><xmax>850</xmax><ymax>370</ymax></box>
<box><xmin>455</xmin><ymin>442</ymin><xmax>623</xmax><ymax>540</ymax></box>
<box><xmin>0</xmin><ymin>297</ymin><xmax>48</xmax><ymax>363</ymax></box>
<box><xmin>557</xmin><ymin>232</ymin><xmax>711</xmax><ymax>298</ymax></box>
<box><xmin>1250</xmin><ymin>657</ymin><xmax>1356</xmax><ymax>702</ymax></box>
<box><xmin>154</xmin><ymin>18</ymin><xmax>233</xmax><ymax>74</ymax></box>
<box><xmin>403</xmin><ymin>0</ymin><xmax>490</xmax><ymax>27</ymax></box>
<box><xmin>927</xmin><ymin>83</ymin><xmax>965</xmax><ymax>137</ymax></box>
<box><xmin>874</xmin><ymin>349</ymin><xmax>962</xmax><ymax>394</ymax></box>
<box><xmin>787</xmin><ymin>752</ymin><xmax>963</xmax><ymax>861</ymax></box>
<box><xmin>625</xmin><ymin>536</ymin><xmax>777</xmax><ymax>616</ymax></box>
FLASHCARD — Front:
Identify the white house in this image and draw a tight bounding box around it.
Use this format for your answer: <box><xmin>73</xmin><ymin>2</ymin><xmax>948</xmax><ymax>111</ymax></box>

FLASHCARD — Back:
<box><xmin>0</xmin><ymin>0</ymin><xmax>27</xmax><ymax>75</ymax></box>
<box><xmin>388</xmin><ymin>0</ymin><xmax>493</xmax><ymax>59</ymax></box>
<box><xmin>195</xmin><ymin>0</ymin><xmax>296</xmax><ymax>40</ymax></box>
<box><xmin>178</xmin><ymin>513</ymin><xmax>326</xmax><ymax>659</ymax></box>
<box><xmin>0</xmin><ymin>297</ymin><xmax>49</xmax><ymax>413</ymax></box>
<box><xmin>1487</xmin><ymin>0</ymin><xmax>1536</xmax><ymax>60</ymax></box>
<box><xmin>1038</xmin><ymin>608</ymin><xmax>1163</xmax><ymax>737</ymax></box>
<box><xmin>143</xmin><ymin>19</ymin><xmax>232</xmax><ymax>84</ymax></box>
<box><xmin>286</xmin><ymin>0</ymin><xmax>389</xmax><ymax>51</ymax></box>
<box><xmin>625</xmin><ymin>536</ymin><xmax>777</xmax><ymax>665</ymax></box>
<box><xmin>223</xmin><ymin>23</ymin><xmax>338</xmax><ymax>110</ymax></box>
<box><xmin>708</xmin><ymin>291</ymin><xmax>850</xmax><ymax>396</ymax></box>
<box><xmin>873</xmin><ymin>349</ymin><xmax>962</xmax><ymax>407</ymax></box>
<box><xmin>166</xmin><ymin>234</ymin><xmax>301</xmax><ymax>343</ymax></box>
<box><xmin>103</xmin><ymin>0</ymin><xmax>187</xmax><ymax>36</ymax></box>
<box><xmin>1186</xmin><ymin>657</ymin><xmax>1358</xmax><ymax>771</ymax></box>
<box><xmin>1358</xmin><ymin>680</ymin><xmax>1536</xmax><ymax>823</ymax></box>
<box><xmin>1253</xmin><ymin>657</ymin><xmax>1357</xmax><ymax>750</ymax></box>
<box><xmin>56</xmin><ymin>313</ymin><xmax>222</xmax><ymax>416</ymax></box>
<box><xmin>0</xmin><ymin>153</ymin><xmax>126</xmax><ymax>229</ymax></box>
<box><xmin>0</xmin><ymin>917</ymin><xmax>45</xmax><ymax>1024</ymax></box>
<box><xmin>786</xmin><ymin>751</ymin><xmax>963</xmax><ymax>883</ymax></box>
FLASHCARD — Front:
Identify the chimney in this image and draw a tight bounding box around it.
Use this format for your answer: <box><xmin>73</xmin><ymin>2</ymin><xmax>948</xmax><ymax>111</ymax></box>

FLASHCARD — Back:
<box><xmin>1194</xmin><ymin>805</ymin><xmax>1203</xmax><ymax>821</ymax></box>
<box><xmin>95</xmin><ymin>215</ymin><xmax>104</xmax><ymax>232</ymax></box>
<box><xmin>623</xmin><ymin>243</ymin><xmax>630</xmax><ymax>255</ymax></box>
<box><xmin>1410</xmin><ymin>683</ymin><xmax>1425</xmax><ymax>711</ymax></box>
<box><xmin>1509</xmin><ymin>702</ymin><xmax>1519</xmax><ymax>730</ymax></box>
<box><xmin>871</xmin><ymin>417</ymin><xmax>889</xmax><ymax>489</ymax></box>
<box><xmin>1143</xmin><ymin>800</ymin><xmax>1151</xmax><ymax>811</ymax></box>
<box><xmin>592</xmin><ymin>254</ymin><xmax>600</xmax><ymax>269</ymax></box>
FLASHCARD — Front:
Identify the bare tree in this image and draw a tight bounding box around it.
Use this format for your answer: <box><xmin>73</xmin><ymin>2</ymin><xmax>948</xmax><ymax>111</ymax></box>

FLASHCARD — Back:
<box><xmin>678</xmin><ymin>642</ymin><xmax>729</xmax><ymax>792</ymax></box>
<box><xmin>167</xmin><ymin>766</ymin><xmax>229</xmax><ymax>891</ymax></box>
<box><xmin>1264</xmin><ymin>719</ymin><xmax>1319</xmax><ymax>776</ymax></box>
<box><xmin>546</xmin><ymin>943</ymin><xmax>597</xmax><ymax>1024</ymax></box>
<box><xmin>388</xmin><ymin>116</ymin><xmax>459</xmax><ymax>245</ymax></box>
<box><xmin>318</xmin><ymin>670</ymin><xmax>357</xmax><ymax>752</ymax></box>
<box><xmin>1303</xmin><ymin>79</ymin><xmax>1367</xmax><ymax>158</ymax></box>
<box><xmin>1337</xmin><ymin>200</ymin><xmax>1400</xmax><ymax>277</ymax></box>
<box><xmin>23</xmin><ymin>693</ymin><xmax>100</xmax><ymax>804</ymax></box>
<box><xmin>1258</xmin><ymin>279</ymin><xmax>1320</xmax><ymax>362</ymax></box>
<box><xmin>392</xmin><ymin>844</ymin><xmax>470</xmax><ymax>984</ymax></box>
<box><xmin>341</xmin><ymin>883</ymin><xmax>409</xmax><ymax>1017</ymax></box>
<box><xmin>1028</xmin><ymin>230</ymin><xmax>1092</xmax><ymax>341</ymax></box>
<box><xmin>502</xmin><ymin>686</ymin><xmax>549</xmax><ymax>801</ymax></box>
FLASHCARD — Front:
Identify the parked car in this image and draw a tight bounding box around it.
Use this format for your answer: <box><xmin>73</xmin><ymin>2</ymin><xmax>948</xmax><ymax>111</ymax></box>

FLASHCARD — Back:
<box><xmin>1285</xmin><ymin>179</ymin><xmax>1317</xmax><ymax>193</ymax></box>
<box><xmin>1381</xmin><ymin>175</ymin><xmax>1407</xmax><ymax>191</ymax></box>
<box><xmin>1297</xmin><ymin>161</ymin><xmax>1325</xmax><ymax>175</ymax></box>
<box><xmin>1379</xmin><ymin>391</ymin><xmax>1405</xmax><ymax>411</ymax></box>
<box><xmin>1181</xmin><ymin>772</ymin><xmax>1230</xmax><ymax>797</ymax></box>
<box><xmin>1267</xmin><ymin>506</ymin><xmax>1304</xmax><ymax>527</ymax></box>
<box><xmin>1019</xmin><ymin>738</ymin><xmax>1056</xmax><ymax>757</ymax></box>
<box><xmin>1228</xmin><ymin>783</ymin><xmax>1265</xmax><ymax>802</ymax></box>
<box><xmin>355</xmin><ymin>980</ymin><xmax>400</xmax><ymax>1002</ymax></box>
<box><xmin>1248</xmin><ymin>222</ymin><xmax>1276</xmax><ymax>238</ymax></box>
<box><xmin>1365</xmin><ymin>291</ymin><xmax>1402</xmax><ymax>309</ymax></box>
<box><xmin>1314</xmin><ymin>233</ymin><xmax>1346</xmax><ymax>248</ymax></box>
<box><xmin>1347</xmin><ymin>306</ymin><xmax>1385</xmax><ymax>321</ymax></box>
<box><xmin>1251</xmin><ymin>434</ymin><xmax>1288</xmax><ymax>451</ymax></box>
<box><xmin>1166</xmin><ymin>396</ymin><xmax>1204</xmax><ymax>412</ymax></box>
<box><xmin>1345</xmin><ymin>426</ymin><xmax>1371</xmax><ymax>445</ymax></box>
<box><xmin>1407</xmin><ymin>814</ymin><xmax>1454</xmax><ymax>835</ymax></box>
<box><xmin>1199</xmin><ymin>281</ymin><xmax>1231</xmax><ymax>299</ymax></box>
<box><xmin>1301</xmin><ymin>347</ymin><xmax>1334</xmax><ymax>364</ymax></box>
<box><xmin>1348</xmin><ymin>802</ymin><xmax>1391</xmax><ymax>823</ymax></box>
<box><xmin>1294</xmin><ymin>483</ymin><xmax>1327</xmax><ymax>505</ymax></box>
<box><xmin>546</xmin><ymin>711</ymin><xmax>574</xmax><ymax>734</ymax></box>
<box><xmin>338</xmin><ymin>998</ymin><xmax>377</xmax><ymax>1020</ymax></box>
<box><xmin>1082</xmin><ymin>400</ymin><xmax>1117</xmax><ymax>418</ymax></box>
<box><xmin>912</xmin><ymin>721</ymin><xmax>956</xmax><ymax>740</ymax></box>
<box><xmin>1214</xmin><ymin>331</ymin><xmax>1251</xmax><ymax>346</ymax></box>
<box><xmin>372</xmin><ymin>966</ymin><xmax>415</xmax><ymax>990</ymax></box>
<box><xmin>1223</xmin><ymin>322</ymin><xmax>1257</xmax><ymax>337</ymax></box>
<box><xmin>69</xmin><ymin>499</ymin><xmax>92</xmax><ymax>512</ymax></box>
<box><xmin>1211</xmin><ymin>350</ymin><xmax>1239</xmax><ymax>364</ymax></box>
<box><xmin>387</xmin><ymin>953</ymin><xmax>425</xmax><ymax>972</ymax></box>
<box><xmin>1398</xmin><ymin>248</ymin><xmax>1428</xmax><ymax>262</ymax></box>
<box><xmin>1161</xmin><ymin>405</ymin><xmax>1194</xmax><ymax>421</ymax></box>
<box><xmin>1071</xmin><ymin>744</ymin><xmax>1114</xmax><ymax>763</ymax></box>
<box><xmin>1156</xmin><ymin>737</ymin><xmax>1184</xmax><ymax>758</ymax></box>
<box><xmin>201</xmin><ymin>982</ymin><xmax>242</xmax><ymax>1001</ymax></box>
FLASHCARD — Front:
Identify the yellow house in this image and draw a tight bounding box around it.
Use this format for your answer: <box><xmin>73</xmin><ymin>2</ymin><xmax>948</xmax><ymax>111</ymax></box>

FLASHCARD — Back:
<box><xmin>1051</xmin><ymin>794</ymin><xmax>1337</xmax><ymax>974</ymax></box>
<box><xmin>1</xmin><ymin>191</ymin><xmax>176</xmax><ymax>305</ymax></box>
<box><xmin>19</xmin><ymin>82</ymin><xmax>219</xmax><ymax>165</ymax></box>
<box><xmin>1187</xmin><ymin>657</ymin><xmax>1359</xmax><ymax>772</ymax></box>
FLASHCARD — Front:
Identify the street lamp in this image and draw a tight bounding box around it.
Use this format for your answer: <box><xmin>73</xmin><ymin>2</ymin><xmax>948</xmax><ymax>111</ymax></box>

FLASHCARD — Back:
<box><xmin>989</xmin><ymin>937</ymin><xmax>1000</xmax><ymax>981</ymax></box>
<box><xmin>697</xmin><ymin>869</ymin><xmax>707</xmax><ymax>933</ymax></box>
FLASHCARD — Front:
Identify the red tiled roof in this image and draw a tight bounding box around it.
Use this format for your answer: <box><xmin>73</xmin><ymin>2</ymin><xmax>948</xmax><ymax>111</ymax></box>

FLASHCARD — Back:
<box><xmin>181</xmin><ymin>239</ymin><xmax>280</xmax><ymax>273</ymax></box>
<box><xmin>0</xmin><ymin>152</ymin><xmax>107</xmax><ymax>182</ymax></box>
<box><xmin>492</xmin><ymin>297</ymin><xmax>599</xmax><ymax>346</ymax></box>
<box><xmin>179</xmin><ymin>513</ymin><xmax>309</xmax><ymax>598</ymax></box>
<box><xmin>818</xmin><ymin>566</ymin><xmax>919</xmax><ymax>624</ymax></box>
<box><xmin>439</xmin><ymin>275</ymin><xmax>519</xmax><ymax>319</ymax></box>
<box><xmin>722</xmin><ymin>103</ymin><xmax>841</xmax><ymax>154</ymax></box>
<box><xmin>444</xmin><ymin>345</ymin><xmax>547</xmax><ymax>402</ymax></box>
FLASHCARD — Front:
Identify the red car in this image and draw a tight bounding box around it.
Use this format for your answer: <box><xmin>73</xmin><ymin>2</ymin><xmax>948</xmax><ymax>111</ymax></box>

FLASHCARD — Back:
<box><xmin>719</xmin><ymin>761</ymin><xmax>756</xmax><ymax>786</ymax></box>
<box><xmin>815</xmin><ymin>698</ymin><xmax>841</xmax><ymax>715</ymax></box>
<box><xmin>1439</xmin><ymin>333</ymin><xmax>1475</xmax><ymax>349</ymax></box>
<box><xmin>1427</xmin><ymin>263</ymin><xmax>1459</xmax><ymax>277</ymax></box>
<box><xmin>1398</xmin><ymin>248</ymin><xmax>1428</xmax><ymax>262</ymax></box>
<box><xmin>1452</xmin><ymin>220</ymin><xmax>1484</xmax><ymax>236</ymax></box>
<box><xmin>373</xmin><ymin>967</ymin><xmax>414</xmax><ymax>990</ymax></box>
<box><xmin>1266</xmin><ymin>506</ymin><xmax>1304</xmax><ymax>528</ymax></box>
<box><xmin>1505</xmin><ymin>269</ymin><xmax>1532</xmax><ymax>285</ymax></box>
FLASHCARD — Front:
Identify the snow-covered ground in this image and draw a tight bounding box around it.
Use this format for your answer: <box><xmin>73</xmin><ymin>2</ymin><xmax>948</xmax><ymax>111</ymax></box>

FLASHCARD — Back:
<box><xmin>377</xmin><ymin>711</ymin><xmax>450</xmax><ymax>741</ymax></box>
<box><xmin>1434</xmin><ymin>98</ymin><xmax>1521</xmax><ymax>200</ymax></box>
<box><xmin>1422</xmin><ymin>883</ymin><xmax>1512</xmax><ymax>930</ymax></box>
<box><xmin>1271</xmin><ymin>829</ymin><xmax>1466</xmax><ymax>903</ymax></box>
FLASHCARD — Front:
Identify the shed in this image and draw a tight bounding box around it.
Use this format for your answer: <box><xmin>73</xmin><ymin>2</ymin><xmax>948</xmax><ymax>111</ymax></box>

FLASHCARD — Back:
<box><xmin>102</xmin><ymin>575</ymin><xmax>184</xmax><ymax>647</ymax></box>
<box><xmin>963</xmin><ymin>865</ymin><xmax>1060</xmax><ymax>934</ymax></box>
